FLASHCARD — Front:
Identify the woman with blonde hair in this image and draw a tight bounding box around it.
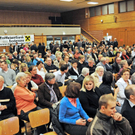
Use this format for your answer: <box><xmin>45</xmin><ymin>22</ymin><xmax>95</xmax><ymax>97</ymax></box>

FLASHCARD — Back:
<box><xmin>79</xmin><ymin>76</ymin><xmax>99</xmax><ymax>118</ymax></box>
<box><xmin>19</xmin><ymin>63</ymin><xmax>28</xmax><ymax>72</ymax></box>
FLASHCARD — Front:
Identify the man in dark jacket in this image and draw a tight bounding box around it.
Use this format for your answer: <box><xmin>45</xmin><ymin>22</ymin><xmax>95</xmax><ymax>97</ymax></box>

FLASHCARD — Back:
<box><xmin>112</xmin><ymin>57</ymin><xmax>121</xmax><ymax>73</ymax></box>
<box><xmin>121</xmin><ymin>85</ymin><xmax>135</xmax><ymax>135</ymax></box>
<box><xmin>86</xmin><ymin>94</ymin><xmax>132</xmax><ymax>135</ymax></box>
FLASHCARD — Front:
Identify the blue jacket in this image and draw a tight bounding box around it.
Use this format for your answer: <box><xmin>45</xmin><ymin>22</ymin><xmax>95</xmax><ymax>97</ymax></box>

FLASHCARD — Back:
<box><xmin>59</xmin><ymin>96</ymin><xmax>89</xmax><ymax>125</ymax></box>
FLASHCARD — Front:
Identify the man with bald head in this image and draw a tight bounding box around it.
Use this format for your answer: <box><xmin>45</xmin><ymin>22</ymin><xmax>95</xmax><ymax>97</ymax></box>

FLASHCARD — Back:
<box><xmin>0</xmin><ymin>76</ymin><xmax>16</xmax><ymax>120</ymax></box>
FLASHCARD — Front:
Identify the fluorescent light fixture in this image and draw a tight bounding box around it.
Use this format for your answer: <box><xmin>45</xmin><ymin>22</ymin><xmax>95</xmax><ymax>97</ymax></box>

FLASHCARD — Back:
<box><xmin>63</xmin><ymin>32</ymin><xmax>66</xmax><ymax>35</ymax></box>
<box><xmin>60</xmin><ymin>0</ymin><xmax>73</xmax><ymax>2</ymax></box>
<box><xmin>87</xmin><ymin>2</ymin><xmax>98</xmax><ymax>4</ymax></box>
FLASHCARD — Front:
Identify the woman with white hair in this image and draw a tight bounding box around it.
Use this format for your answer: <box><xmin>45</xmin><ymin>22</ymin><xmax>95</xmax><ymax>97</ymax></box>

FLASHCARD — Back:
<box><xmin>91</xmin><ymin>66</ymin><xmax>104</xmax><ymax>87</ymax></box>
<box><xmin>79</xmin><ymin>76</ymin><xmax>99</xmax><ymax>118</ymax></box>
<box><xmin>14</xmin><ymin>72</ymin><xmax>46</xmax><ymax>134</ymax></box>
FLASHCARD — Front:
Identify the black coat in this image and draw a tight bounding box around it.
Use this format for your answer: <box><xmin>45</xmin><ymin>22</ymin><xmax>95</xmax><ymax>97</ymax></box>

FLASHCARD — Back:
<box><xmin>112</xmin><ymin>62</ymin><xmax>120</xmax><ymax>73</ymax></box>
<box><xmin>121</xmin><ymin>99</ymin><xmax>135</xmax><ymax>134</ymax></box>
<box><xmin>105</xmin><ymin>64</ymin><xmax>113</xmax><ymax>72</ymax></box>
<box><xmin>75</xmin><ymin>75</ymin><xmax>85</xmax><ymax>86</ymax></box>
<box><xmin>38</xmin><ymin>45</ymin><xmax>45</xmax><ymax>57</ymax></box>
<box><xmin>68</xmin><ymin>67</ymin><xmax>80</xmax><ymax>77</ymax></box>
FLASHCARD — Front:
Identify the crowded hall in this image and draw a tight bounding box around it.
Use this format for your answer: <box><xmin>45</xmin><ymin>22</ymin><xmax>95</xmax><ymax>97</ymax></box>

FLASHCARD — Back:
<box><xmin>0</xmin><ymin>0</ymin><xmax>135</xmax><ymax>135</ymax></box>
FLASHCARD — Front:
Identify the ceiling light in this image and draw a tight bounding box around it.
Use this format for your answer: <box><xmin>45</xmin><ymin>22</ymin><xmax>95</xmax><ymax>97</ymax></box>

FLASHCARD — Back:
<box><xmin>60</xmin><ymin>0</ymin><xmax>73</xmax><ymax>2</ymax></box>
<box><xmin>87</xmin><ymin>2</ymin><xmax>98</xmax><ymax>4</ymax></box>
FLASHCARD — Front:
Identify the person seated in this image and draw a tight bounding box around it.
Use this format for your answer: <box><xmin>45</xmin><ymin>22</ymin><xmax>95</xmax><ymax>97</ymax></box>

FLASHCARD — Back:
<box><xmin>79</xmin><ymin>76</ymin><xmax>99</xmax><ymax>118</ymax></box>
<box><xmin>74</xmin><ymin>49</ymin><xmax>81</xmax><ymax>60</ymax></box>
<box><xmin>0</xmin><ymin>76</ymin><xmax>16</xmax><ymax>120</ymax></box>
<box><xmin>86</xmin><ymin>94</ymin><xmax>133</xmax><ymax>135</ymax></box>
<box><xmin>105</xmin><ymin>57</ymin><xmax>113</xmax><ymax>72</ymax></box>
<box><xmin>13</xmin><ymin>51</ymin><xmax>20</xmax><ymax>60</ymax></box>
<box><xmin>121</xmin><ymin>85</ymin><xmax>135</xmax><ymax>134</ymax></box>
<box><xmin>68</xmin><ymin>59</ymin><xmax>80</xmax><ymax>78</ymax></box>
<box><xmin>91</xmin><ymin>66</ymin><xmax>104</xmax><ymax>87</ymax></box>
<box><xmin>53</xmin><ymin>55</ymin><xmax>62</xmax><ymax>68</ymax></box>
<box><xmin>112</xmin><ymin>57</ymin><xmax>121</xmax><ymax>73</ymax></box>
<box><xmin>127</xmin><ymin>58</ymin><xmax>135</xmax><ymax>75</ymax></box>
<box><xmin>91</xmin><ymin>48</ymin><xmax>98</xmax><ymax>64</ymax></box>
<box><xmin>36</xmin><ymin>61</ymin><xmax>47</xmax><ymax>80</ymax></box>
<box><xmin>0</xmin><ymin>61</ymin><xmax>16</xmax><ymax>86</ymax></box>
<box><xmin>28</xmin><ymin>65</ymin><xmax>44</xmax><ymax>86</ymax></box>
<box><xmin>75</xmin><ymin>67</ymin><xmax>89</xmax><ymax>86</ymax></box>
<box><xmin>59</xmin><ymin>82</ymin><xmax>93</xmax><ymax>135</ymax></box>
<box><xmin>117</xmin><ymin>60</ymin><xmax>128</xmax><ymax>80</ymax></box>
<box><xmin>14</xmin><ymin>72</ymin><xmax>46</xmax><ymax>134</ymax></box>
<box><xmin>121</xmin><ymin>50</ymin><xmax>129</xmax><ymax>60</ymax></box>
<box><xmin>45</xmin><ymin>57</ymin><xmax>59</xmax><ymax>73</ymax></box>
<box><xmin>38</xmin><ymin>73</ymin><xmax>62</xmax><ymax>109</ymax></box>
<box><xmin>19</xmin><ymin>63</ymin><xmax>28</xmax><ymax>72</ymax></box>
<box><xmin>108</xmin><ymin>47</ymin><xmax>114</xmax><ymax>57</ymax></box>
<box><xmin>116</xmin><ymin>69</ymin><xmax>132</xmax><ymax>112</ymax></box>
<box><xmin>77</xmin><ymin>55</ymin><xmax>87</xmax><ymax>74</ymax></box>
<box><xmin>96</xmin><ymin>54</ymin><xmax>103</xmax><ymax>64</ymax></box>
<box><xmin>85</xmin><ymin>48</ymin><xmax>92</xmax><ymax>63</ymax></box>
<box><xmin>97</xmin><ymin>71</ymin><xmax>119</xmax><ymax>100</ymax></box>
<box><xmin>53</xmin><ymin>61</ymin><xmax>69</xmax><ymax>86</ymax></box>
<box><xmin>64</xmin><ymin>55</ymin><xmax>71</xmax><ymax>69</ymax></box>
<box><xmin>26</xmin><ymin>56</ymin><xmax>34</xmax><ymax>68</ymax></box>
<box><xmin>33</xmin><ymin>53</ymin><xmax>43</xmax><ymax>66</ymax></box>
<box><xmin>86</xmin><ymin>58</ymin><xmax>96</xmax><ymax>75</ymax></box>
<box><xmin>96</xmin><ymin>57</ymin><xmax>106</xmax><ymax>71</ymax></box>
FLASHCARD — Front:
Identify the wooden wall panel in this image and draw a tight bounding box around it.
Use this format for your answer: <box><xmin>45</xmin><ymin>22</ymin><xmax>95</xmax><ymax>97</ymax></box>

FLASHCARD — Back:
<box><xmin>0</xmin><ymin>10</ymin><xmax>60</xmax><ymax>24</ymax></box>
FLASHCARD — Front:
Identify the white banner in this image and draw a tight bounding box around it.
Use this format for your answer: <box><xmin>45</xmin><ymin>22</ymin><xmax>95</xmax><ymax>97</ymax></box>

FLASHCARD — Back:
<box><xmin>0</xmin><ymin>35</ymin><xmax>34</xmax><ymax>46</ymax></box>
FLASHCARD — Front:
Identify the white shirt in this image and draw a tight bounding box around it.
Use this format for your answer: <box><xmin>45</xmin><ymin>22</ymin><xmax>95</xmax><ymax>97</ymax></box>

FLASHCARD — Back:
<box><xmin>36</xmin><ymin>67</ymin><xmax>47</xmax><ymax>80</ymax></box>
<box><xmin>53</xmin><ymin>70</ymin><xmax>65</xmax><ymax>85</ymax></box>
<box><xmin>116</xmin><ymin>77</ymin><xmax>132</xmax><ymax>105</ymax></box>
<box><xmin>73</xmin><ymin>68</ymin><xmax>79</xmax><ymax>75</ymax></box>
<box><xmin>131</xmin><ymin>50</ymin><xmax>135</xmax><ymax>57</ymax></box>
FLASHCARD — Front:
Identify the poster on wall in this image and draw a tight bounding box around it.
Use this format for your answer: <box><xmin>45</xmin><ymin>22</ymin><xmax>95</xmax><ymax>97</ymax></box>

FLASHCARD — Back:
<box><xmin>0</xmin><ymin>35</ymin><xmax>34</xmax><ymax>46</ymax></box>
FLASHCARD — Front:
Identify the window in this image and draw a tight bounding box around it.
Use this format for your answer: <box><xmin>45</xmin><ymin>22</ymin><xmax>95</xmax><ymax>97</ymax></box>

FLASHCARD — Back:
<box><xmin>102</xmin><ymin>5</ymin><xmax>107</xmax><ymax>15</ymax></box>
<box><xmin>90</xmin><ymin>8</ymin><xmax>95</xmax><ymax>17</ymax></box>
<box><xmin>108</xmin><ymin>4</ymin><xmax>114</xmax><ymax>14</ymax></box>
<box><xmin>96</xmin><ymin>7</ymin><xmax>101</xmax><ymax>16</ymax></box>
<box><xmin>119</xmin><ymin>0</ymin><xmax>134</xmax><ymax>13</ymax></box>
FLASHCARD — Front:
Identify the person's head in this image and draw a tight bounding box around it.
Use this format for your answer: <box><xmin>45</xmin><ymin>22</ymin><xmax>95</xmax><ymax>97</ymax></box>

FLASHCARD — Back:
<box><xmin>38</xmin><ymin>53</ymin><xmax>42</xmax><ymax>58</ymax></box>
<box><xmin>26</xmin><ymin>56</ymin><xmax>31</xmax><ymax>62</ymax></box>
<box><xmin>79</xmin><ymin>55</ymin><xmax>85</xmax><ymax>62</ymax></box>
<box><xmin>16</xmin><ymin>72</ymin><xmax>27</xmax><ymax>87</ymax></box>
<box><xmin>81</xmin><ymin>76</ymin><xmax>95</xmax><ymax>92</ymax></box>
<box><xmin>116</xmin><ymin>57</ymin><xmax>121</xmax><ymax>64</ymax></box>
<box><xmin>100</xmin><ymin>57</ymin><xmax>106</xmax><ymax>65</ymax></box>
<box><xmin>36</xmin><ymin>61</ymin><xmax>43</xmax><ymax>69</ymax></box>
<box><xmin>131</xmin><ymin>73</ymin><xmax>135</xmax><ymax>84</ymax></box>
<box><xmin>120</xmin><ymin>60</ymin><xmax>128</xmax><ymax>69</ymax></box>
<box><xmin>46</xmin><ymin>57</ymin><xmax>52</xmax><ymax>66</ymax></box>
<box><xmin>56</xmin><ymin>55</ymin><xmax>62</xmax><ymax>61</ymax></box>
<box><xmin>0</xmin><ymin>76</ymin><xmax>4</xmax><ymax>88</ymax></box>
<box><xmin>64</xmin><ymin>82</ymin><xmax>81</xmax><ymax>98</ymax></box>
<box><xmin>127</xmin><ymin>59</ymin><xmax>133</xmax><ymax>67</ymax></box>
<box><xmin>96</xmin><ymin>66</ymin><xmax>104</xmax><ymax>77</ymax></box>
<box><xmin>28</xmin><ymin>66</ymin><xmax>37</xmax><ymax>76</ymax></box>
<box><xmin>99</xmin><ymin>94</ymin><xmax>116</xmax><ymax>117</ymax></box>
<box><xmin>1</xmin><ymin>55</ymin><xmax>6</xmax><ymax>61</ymax></box>
<box><xmin>60</xmin><ymin>63</ymin><xmax>69</xmax><ymax>73</ymax></box>
<box><xmin>105</xmin><ymin>57</ymin><xmax>110</xmax><ymax>64</ymax></box>
<box><xmin>25</xmin><ymin>72</ymin><xmax>32</xmax><ymax>84</ymax></box>
<box><xmin>98</xmin><ymin>54</ymin><xmax>103</xmax><ymax>61</ymax></box>
<box><xmin>81</xmin><ymin>67</ymin><xmax>89</xmax><ymax>77</ymax></box>
<box><xmin>125</xmin><ymin>85</ymin><xmax>135</xmax><ymax>102</ymax></box>
<box><xmin>75</xmin><ymin>49</ymin><xmax>79</xmax><ymax>54</ymax></box>
<box><xmin>87</xmin><ymin>48</ymin><xmax>92</xmax><ymax>54</ymax></box>
<box><xmin>71</xmin><ymin>59</ymin><xmax>78</xmax><ymax>69</ymax></box>
<box><xmin>102</xmin><ymin>71</ymin><xmax>113</xmax><ymax>85</ymax></box>
<box><xmin>1</xmin><ymin>61</ymin><xmax>8</xmax><ymax>71</ymax></box>
<box><xmin>121</xmin><ymin>69</ymin><xmax>130</xmax><ymax>82</ymax></box>
<box><xmin>45</xmin><ymin>73</ymin><xmax>55</xmax><ymax>85</ymax></box>
<box><xmin>88</xmin><ymin>58</ymin><xmax>94</xmax><ymax>67</ymax></box>
<box><xmin>19</xmin><ymin>63</ymin><xmax>28</xmax><ymax>72</ymax></box>
<box><xmin>64</xmin><ymin>55</ymin><xmax>69</xmax><ymax>63</ymax></box>
<box><xmin>122</xmin><ymin>50</ymin><xmax>126</xmax><ymax>55</ymax></box>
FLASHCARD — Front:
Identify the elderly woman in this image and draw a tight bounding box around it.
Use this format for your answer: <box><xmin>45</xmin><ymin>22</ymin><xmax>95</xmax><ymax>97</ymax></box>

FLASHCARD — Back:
<box><xmin>91</xmin><ymin>66</ymin><xmax>104</xmax><ymax>87</ymax></box>
<box><xmin>59</xmin><ymin>82</ymin><xmax>93</xmax><ymax>135</ymax></box>
<box><xmin>79</xmin><ymin>76</ymin><xmax>99</xmax><ymax>118</ymax></box>
<box><xmin>29</xmin><ymin>65</ymin><xmax>44</xmax><ymax>86</ymax></box>
<box><xmin>14</xmin><ymin>72</ymin><xmax>46</xmax><ymax>134</ymax></box>
<box><xmin>116</xmin><ymin>69</ymin><xmax>132</xmax><ymax>112</ymax></box>
<box><xmin>36</xmin><ymin>61</ymin><xmax>47</xmax><ymax>80</ymax></box>
<box><xmin>19</xmin><ymin>63</ymin><xmax>28</xmax><ymax>72</ymax></box>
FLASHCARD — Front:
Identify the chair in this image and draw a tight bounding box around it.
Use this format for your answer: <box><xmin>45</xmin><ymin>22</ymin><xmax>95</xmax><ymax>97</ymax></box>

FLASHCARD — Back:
<box><xmin>0</xmin><ymin>116</ymin><xmax>19</xmax><ymax>135</ymax></box>
<box><xmin>113</xmin><ymin>73</ymin><xmax>118</xmax><ymax>82</ymax></box>
<box><xmin>59</xmin><ymin>85</ymin><xmax>67</xmax><ymax>97</ymax></box>
<box><xmin>6</xmin><ymin>85</ymin><xmax>13</xmax><ymax>89</ymax></box>
<box><xmin>28</xmin><ymin>108</ymin><xmax>57</xmax><ymax>135</ymax></box>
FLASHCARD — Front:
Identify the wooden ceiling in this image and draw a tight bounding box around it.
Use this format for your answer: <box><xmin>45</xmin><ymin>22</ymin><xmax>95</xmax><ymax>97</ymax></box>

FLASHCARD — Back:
<box><xmin>0</xmin><ymin>0</ymin><xmax>123</xmax><ymax>13</ymax></box>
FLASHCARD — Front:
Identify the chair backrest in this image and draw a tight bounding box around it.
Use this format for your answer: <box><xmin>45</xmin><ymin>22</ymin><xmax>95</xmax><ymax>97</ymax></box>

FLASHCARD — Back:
<box><xmin>59</xmin><ymin>85</ymin><xmax>67</xmax><ymax>97</ymax></box>
<box><xmin>0</xmin><ymin>116</ymin><xmax>19</xmax><ymax>135</ymax></box>
<box><xmin>28</xmin><ymin>108</ymin><xmax>50</xmax><ymax>128</ymax></box>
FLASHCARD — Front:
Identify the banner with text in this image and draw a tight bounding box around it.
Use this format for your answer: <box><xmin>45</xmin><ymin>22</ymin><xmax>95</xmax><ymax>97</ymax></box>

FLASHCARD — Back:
<box><xmin>0</xmin><ymin>35</ymin><xmax>34</xmax><ymax>46</ymax></box>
